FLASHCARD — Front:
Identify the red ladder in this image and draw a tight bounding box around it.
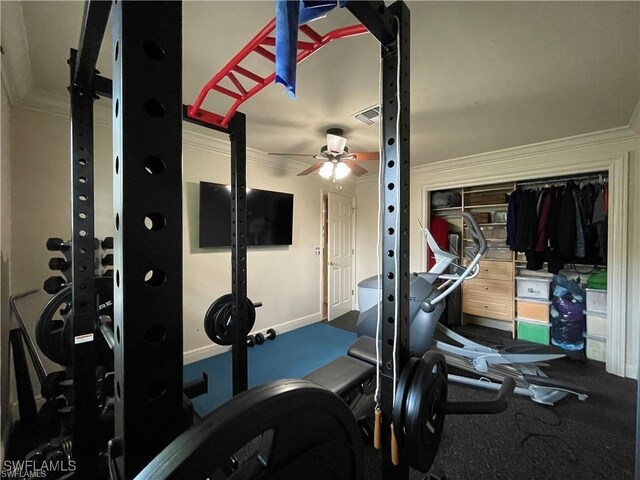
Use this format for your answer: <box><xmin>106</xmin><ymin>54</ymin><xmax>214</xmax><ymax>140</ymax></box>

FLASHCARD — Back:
<box><xmin>186</xmin><ymin>19</ymin><xmax>368</xmax><ymax>129</ymax></box>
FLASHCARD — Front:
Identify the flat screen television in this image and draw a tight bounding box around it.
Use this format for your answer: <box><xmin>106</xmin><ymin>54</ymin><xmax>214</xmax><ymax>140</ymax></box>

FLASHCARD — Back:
<box><xmin>199</xmin><ymin>181</ymin><xmax>294</xmax><ymax>247</ymax></box>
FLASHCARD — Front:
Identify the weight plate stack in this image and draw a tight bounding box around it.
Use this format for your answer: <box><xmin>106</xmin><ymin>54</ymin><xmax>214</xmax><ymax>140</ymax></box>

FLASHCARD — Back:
<box><xmin>404</xmin><ymin>351</ymin><xmax>448</xmax><ymax>473</ymax></box>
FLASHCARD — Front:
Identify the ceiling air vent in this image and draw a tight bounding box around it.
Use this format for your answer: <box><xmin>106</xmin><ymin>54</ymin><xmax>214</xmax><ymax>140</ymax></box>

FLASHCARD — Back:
<box><xmin>352</xmin><ymin>104</ymin><xmax>380</xmax><ymax>125</ymax></box>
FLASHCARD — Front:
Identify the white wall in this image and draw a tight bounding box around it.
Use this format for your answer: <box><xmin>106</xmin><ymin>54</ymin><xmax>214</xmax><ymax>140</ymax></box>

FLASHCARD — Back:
<box><xmin>8</xmin><ymin>104</ymin><xmax>355</xmax><ymax>369</ymax></box>
<box><xmin>1</xmin><ymin>76</ymin><xmax>13</xmax><ymax>462</ymax></box>
<box><xmin>354</xmin><ymin>177</ymin><xmax>378</xmax><ymax>309</ymax></box>
<box><xmin>181</xmin><ymin>128</ymin><xmax>355</xmax><ymax>361</ymax></box>
<box><xmin>355</xmin><ymin>124</ymin><xmax>640</xmax><ymax>378</ymax></box>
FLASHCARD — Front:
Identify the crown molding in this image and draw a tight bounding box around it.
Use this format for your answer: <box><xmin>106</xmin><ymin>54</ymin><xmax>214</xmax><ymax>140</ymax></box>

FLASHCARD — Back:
<box><xmin>629</xmin><ymin>99</ymin><xmax>640</xmax><ymax>134</ymax></box>
<box><xmin>354</xmin><ymin>123</ymin><xmax>638</xmax><ymax>189</ymax></box>
<box><xmin>0</xmin><ymin>1</ymin><xmax>34</xmax><ymax>105</ymax></box>
<box><xmin>10</xmin><ymin>86</ymin><xmax>363</xmax><ymax>181</ymax></box>
<box><xmin>411</xmin><ymin>125</ymin><xmax>638</xmax><ymax>177</ymax></box>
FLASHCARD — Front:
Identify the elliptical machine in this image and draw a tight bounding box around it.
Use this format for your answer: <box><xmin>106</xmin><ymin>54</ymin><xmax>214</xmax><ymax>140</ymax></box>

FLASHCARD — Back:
<box><xmin>356</xmin><ymin>212</ymin><xmax>588</xmax><ymax>406</ymax></box>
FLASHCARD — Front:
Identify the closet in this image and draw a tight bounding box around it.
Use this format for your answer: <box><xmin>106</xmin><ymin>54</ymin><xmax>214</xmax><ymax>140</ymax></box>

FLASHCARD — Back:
<box><xmin>511</xmin><ymin>173</ymin><xmax>608</xmax><ymax>274</ymax></box>
<box><xmin>428</xmin><ymin>173</ymin><xmax>608</xmax><ymax>337</ymax></box>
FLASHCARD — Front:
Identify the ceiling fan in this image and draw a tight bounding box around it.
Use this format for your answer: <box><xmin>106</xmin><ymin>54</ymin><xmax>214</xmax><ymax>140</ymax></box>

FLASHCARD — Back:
<box><xmin>268</xmin><ymin>128</ymin><xmax>379</xmax><ymax>179</ymax></box>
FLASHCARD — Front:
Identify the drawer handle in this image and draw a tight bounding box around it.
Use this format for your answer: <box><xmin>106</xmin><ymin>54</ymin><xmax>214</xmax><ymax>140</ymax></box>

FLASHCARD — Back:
<box><xmin>483</xmin><ymin>268</ymin><xmax>489</xmax><ymax>272</ymax></box>
<box><xmin>484</xmin><ymin>287</ymin><xmax>489</xmax><ymax>291</ymax></box>
<box><xmin>484</xmin><ymin>305</ymin><xmax>488</xmax><ymax>308</ymax></box>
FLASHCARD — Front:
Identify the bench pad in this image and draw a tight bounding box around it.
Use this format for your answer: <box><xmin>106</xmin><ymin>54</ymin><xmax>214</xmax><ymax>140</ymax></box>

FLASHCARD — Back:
<box><xmin>347</xmin><ymin>336</ymin><xmax>379</xmax><ymax>366</ymax></box>
<box><xmin>304</xmin><ymin>356</ymin><xmax>374</xmax><ymax>397</ymax></box>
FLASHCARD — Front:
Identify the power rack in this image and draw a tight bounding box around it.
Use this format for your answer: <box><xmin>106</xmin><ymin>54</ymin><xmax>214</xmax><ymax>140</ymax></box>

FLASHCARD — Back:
<box><xmin>67</xmin><ymin>1</ymin><xmax>410</xmax><ymax>478</ymax></box>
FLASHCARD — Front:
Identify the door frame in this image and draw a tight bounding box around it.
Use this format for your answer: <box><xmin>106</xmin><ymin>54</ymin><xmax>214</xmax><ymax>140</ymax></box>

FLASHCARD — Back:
<box><xmin>320</xmin><ymin>189</ymin><xmax>356</xmax><ymax>321</ymax></box>
<box><xmin>415</xmin><ymin>152</ymin><xmax>629</xmax><ymax>377</ymax></box>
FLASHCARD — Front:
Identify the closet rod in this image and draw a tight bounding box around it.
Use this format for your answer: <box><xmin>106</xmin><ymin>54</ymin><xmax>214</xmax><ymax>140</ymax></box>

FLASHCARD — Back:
<box><xmin>517</xmin><ymin>172</ymin><xmax>608</xmax><ymax>188</ymax></box>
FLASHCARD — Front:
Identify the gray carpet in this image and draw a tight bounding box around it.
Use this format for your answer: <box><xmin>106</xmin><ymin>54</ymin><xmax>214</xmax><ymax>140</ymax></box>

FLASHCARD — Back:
<box><xmin>332</xmin><ymin>321</ymin><xmax>637</xmax><ymax>479</ymax></box>
<box><xmin>324</xmin><ymin>310</ymin><xmax>360</xmax><ymax>332</ymax></box>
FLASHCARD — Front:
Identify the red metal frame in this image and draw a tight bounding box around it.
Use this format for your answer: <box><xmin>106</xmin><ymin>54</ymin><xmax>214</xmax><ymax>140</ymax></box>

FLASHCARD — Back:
<box><xmin>186</xmin><ymin>19</ymin><xmax>368</xmax><ymax>128</ymax></box>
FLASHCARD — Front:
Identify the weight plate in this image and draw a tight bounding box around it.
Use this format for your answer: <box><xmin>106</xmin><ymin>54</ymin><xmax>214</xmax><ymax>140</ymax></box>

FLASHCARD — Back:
<box><xmin>392</xmin><ymin>356</ymin><xmax>420</xmax><ymax>446</ymax></box>
<box><xmin>36</xmin><ymin>277</ymin><xmax>114</xmax><ymax>366</ymax></box>
<box><xmin>204</xmin><ymin>294</ymin><xmax>256</xmax><ymax>346</ymax></box>
<box><xmin>404</xmin><ymin>351</ymin><xmax>448</xmax><ymax>473</ymax></box>
<box><xmin>36</xmin><ymin>286</ymin><xmax>73</xmax><ymax>365</ymax></box>
<box><xmin>137</xmin><ymin>379</ymin><xmax>363</xmax><ymax>479</ymax></box>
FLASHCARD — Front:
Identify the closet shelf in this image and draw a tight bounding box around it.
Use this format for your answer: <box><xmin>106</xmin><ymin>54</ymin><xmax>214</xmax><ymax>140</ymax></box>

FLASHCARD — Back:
<box><xmin>464</xmin><ymin>203</ymin><xmax>509</xmax><ymax>209</ymax></box>
<box><xmin>463</xmin><ymin>185</ymin><xmax>514</xmax><ymax>195</ymax></box>
<box><xmin>464</xmin><ymin>238</ymin><xmax>508</xmax><ymax>242</ymax></box>
<box><xmin>464</xmin><ymin>222</ymin><xmax>507</xmax><ymax>227</ymax></box>
<box><xmin>432</xmin><ymin>206</ymin><xmax>462</xmax><ymax>212</ymax></box>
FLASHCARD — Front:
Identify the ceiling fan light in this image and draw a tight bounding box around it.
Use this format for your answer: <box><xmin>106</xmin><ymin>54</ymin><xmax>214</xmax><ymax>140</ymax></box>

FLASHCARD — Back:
<box><xmin>327</xmin><ymin>134</ymin><xmax>347</xmax><ymax>155</ymax></box>
<box><xmin>334</xmin><ymin>162</ymin><xmax>350</xmax><ymax>180</ymax></box>
<box><xmin>319</xmin><ymin>162</ymin><xmax>334</xmax><ymax>178</ymax></box>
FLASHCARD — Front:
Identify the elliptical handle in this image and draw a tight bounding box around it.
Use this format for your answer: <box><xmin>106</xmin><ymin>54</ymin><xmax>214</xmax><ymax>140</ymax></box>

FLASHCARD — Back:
<box><xmin>460</xmin><ymin>211</ymin><xmax>487</xmax><ymax>256</ymax></box>
<box><xmin>435</xmin><ymin>377</ymin><xmax>515</xmax><ymax>415</ymax></box>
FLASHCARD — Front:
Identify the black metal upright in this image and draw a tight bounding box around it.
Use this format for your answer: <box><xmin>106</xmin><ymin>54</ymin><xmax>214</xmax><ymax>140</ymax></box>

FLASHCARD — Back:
<box><xmin>111</xmin><ymin>2</ymin><xmax>184</xmax><ymax>477</ymax></box>
<box><xmin>348</xmin><ymin>1</ymin><xmax>411</xmax><ymax>478</ymax></box>
<box><xmin>69</xmin><ymin>48</ymin><xmax>100</xmax><ymax>476</ymax></box>
<box><xmin>68</xmin><ymin>2</ymin><xmax>112</xmax><ymax>474</ymax></box>
<box><xmin>228</xmin><ymin>112</ymin><xmax>250</xmax><ymax>395</ymax></box>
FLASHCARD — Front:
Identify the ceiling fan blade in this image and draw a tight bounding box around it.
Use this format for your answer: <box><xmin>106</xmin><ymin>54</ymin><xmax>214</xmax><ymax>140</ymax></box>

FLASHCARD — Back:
<box><xmin>342</xmin><ymin>160</ymin><xmax>369</xmax><ymax>176</ymax></box>
<box><xmin>351</xmin><ymin>151</ymin><xmax>379</xmax><ymax>161</ymax></box>
<box><xmin>326</xmin><ymin>133</ymin><xmax>347</xmax><ymax>155</ymax></box>
<box><xmin>268</xmin><ymin>153</ymin><xmax>317</xmax><ymax>158</ymax></box>
<box><xmin>297</xmin><ymin>161</ymin><xmax>326</xmax><ymax>176</ymax></box>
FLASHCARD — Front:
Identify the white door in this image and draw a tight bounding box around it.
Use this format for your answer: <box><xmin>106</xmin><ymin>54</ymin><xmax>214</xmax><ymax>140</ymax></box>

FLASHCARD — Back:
<box><xmin>327</xmin><ymin>192</ymin><xmax>354</xmax><ymax>320</ymax></box>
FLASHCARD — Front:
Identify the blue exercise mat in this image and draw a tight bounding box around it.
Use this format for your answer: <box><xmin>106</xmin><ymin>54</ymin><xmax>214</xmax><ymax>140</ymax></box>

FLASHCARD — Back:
<box><xmin>183</xmin><ymin>322</ymin><xmax>357</xmax><ymax>417</ymax></box>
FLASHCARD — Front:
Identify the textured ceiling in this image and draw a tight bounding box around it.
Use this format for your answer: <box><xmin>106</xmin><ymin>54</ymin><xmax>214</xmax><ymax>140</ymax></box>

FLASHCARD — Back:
<box><xmin>16</xmin><ymin>1</ymin><xmax>640</xmax><ymax>166</ymax></box>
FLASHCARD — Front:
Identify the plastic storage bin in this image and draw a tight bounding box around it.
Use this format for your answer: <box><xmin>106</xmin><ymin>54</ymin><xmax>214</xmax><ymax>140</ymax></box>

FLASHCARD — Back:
<box><xmin>516</xmin><ymin>276</ymin><xmax>552</xmax><ymax>300</ymax></box>
<box><xmin>486</xmin><ymin>248</ymin><xmax>512</xmax><ymax>260</ymax></box>
<box><xmin>492</xmin><ymin>226</ymin><xmax>507</xmax><ymax>239</ymax></box>
<box><xmin>516</xmin><ymin>297</ymin><xmax>551</xmax><ymax>322</ymax></box>
<box><xmin>517</xmin><ymin>318</ymin><xmax>550</xmax><ymax>345</ymax></box>
<box><xmin>493</xmin><ymin>211</ymin><xmax>507</xmax><ymax>223</ymax></box>
<box><xmin>585</xmin><ymin>310</ymin><xmax>607</xmax><ymax>337</ymax></box>
<box><xmin>584</xmin><ymin>333</ymin><xmax>606</xmax><ymax>362</ymax></box>
<box><xmin>479</xmin><ymin>225</ymin><xmax>493</xmax><ymax>238</ymax></box>
<box><xmin>585</xmin><ymin>288</ymin><xmax>607</xmax><ymax>314</ymax></box>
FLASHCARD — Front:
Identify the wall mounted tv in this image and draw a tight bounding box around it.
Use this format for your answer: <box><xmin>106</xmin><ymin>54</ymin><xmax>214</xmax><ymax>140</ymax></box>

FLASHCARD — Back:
<box><xmin>199</xmin><ymin>181</ymin><xmax>294</xmax><ymax>247</ymax></box>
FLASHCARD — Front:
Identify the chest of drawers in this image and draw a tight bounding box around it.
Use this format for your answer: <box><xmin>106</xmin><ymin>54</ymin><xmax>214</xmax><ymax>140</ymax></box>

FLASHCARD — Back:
<box><xmin>462</xmin><ymin>260</ymin><xmax>514</xmax><ymax>322</ymax></box>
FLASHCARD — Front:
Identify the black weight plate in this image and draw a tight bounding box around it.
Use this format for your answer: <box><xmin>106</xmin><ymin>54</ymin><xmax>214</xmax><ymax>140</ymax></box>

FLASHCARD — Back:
<box><xmin>36</xmin><ymin>277</ymin><xmax>114</xmax><ymax>366</ymax></box>
<box><xmin>204</xmin><ymin>294</ymin><xmax>234</xmax><ymax>345</ymax></box>
<box><xmin>41</xmin><ymin>370</ymin><xmax>68</xmax><ymax>400</ymax></box>
<box><xmin>36</xmin><ymin>286</ymin><xmax>73</xmax><ymax>365</ymax></box>
<box><xmin>393</xmin><ymin>356</ymin><xmax>420</xmax><ymax>446</ymax></box>
<box><xmin>61</xmin><ymin>276</ymin><xmax>114</xmax><ymax>367</ymax></box>
<box><xmin>404</xmin><ymin>351</ymin><xmax>448</xmax><ymax>473</ymax></box>
<box><xmin>137</xmin><ymin>379</ymin><xmax>363</xmax><ymax>480</ymax></box>
<box><xmin>204</xmin><ymin>294</ymin><xmax>256</xmax><ymax>346</ymax></box>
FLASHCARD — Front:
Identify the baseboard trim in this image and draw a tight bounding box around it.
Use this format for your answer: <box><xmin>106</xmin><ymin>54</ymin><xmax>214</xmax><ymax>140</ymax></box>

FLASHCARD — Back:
<box><xmin>183</xmin><ymin>312</ymin><xmax>322</xmax><ymax>365</ymax></box>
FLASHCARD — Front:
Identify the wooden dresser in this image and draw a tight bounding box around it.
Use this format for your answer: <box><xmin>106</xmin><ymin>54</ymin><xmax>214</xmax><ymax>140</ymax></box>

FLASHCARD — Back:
<box><xmin>462</xmin><ymin>260</ymin><xmax>515</xmax><ymax>328</ymax></box>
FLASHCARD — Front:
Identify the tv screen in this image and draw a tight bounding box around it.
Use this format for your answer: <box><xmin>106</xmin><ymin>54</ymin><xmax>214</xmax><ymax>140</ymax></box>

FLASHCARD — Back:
<box><xmin>199</xmin><ymin>182</ymin><xmax>294</xmax><ymax>247</ymax></box>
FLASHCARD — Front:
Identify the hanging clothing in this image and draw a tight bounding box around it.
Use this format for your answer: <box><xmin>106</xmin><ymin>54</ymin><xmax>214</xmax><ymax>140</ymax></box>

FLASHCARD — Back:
<box><xmin>578</xmin><ymin>184</ymin><xmax>598</xmax><ymax>261</ymax></box>
<box><xmin>547</xmin><ymin>186</ymin><xmax>564</xmax><ymax>251</ymax></box>
<box><xmin>592</xmin><ymin>185</ymin><xmax>607</xmax><ymax>262</ymax></box>
<box><xmin>506</xmin><ymin>190</ymin><xmax>521</xmax><ymax>250</ymax></box>
<box><xmin>572</xmin><ymin>190</ymin><xmax>586</xmax><ymax>258</ymax></box>
<box><xmin>558</xmin><ymin>181</ymin><xmax>577</xmax><ymax>261</ymax></box>
<box><xmin>513</xmin><ymin>189</ymin><xmax>538</xmax><ymax>252</ymax></box>
<box><xmin>534</xmin><ymin>189</ymin><xmax>552</xmax><ymax>253</ymax></box>
<box><xmin>427</xmin><ymin>215</ymin><xmax>449</xmax><ymax>270</ymax></box>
